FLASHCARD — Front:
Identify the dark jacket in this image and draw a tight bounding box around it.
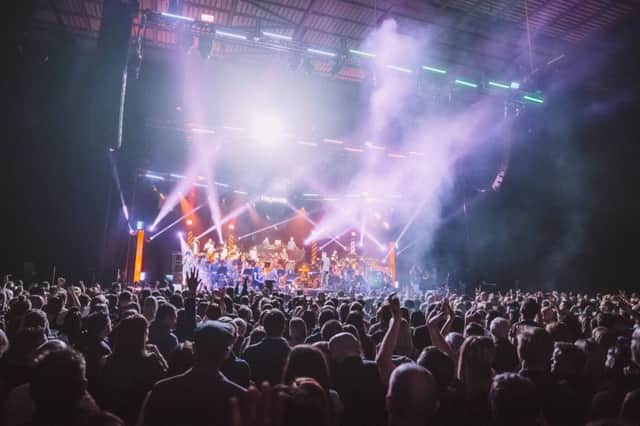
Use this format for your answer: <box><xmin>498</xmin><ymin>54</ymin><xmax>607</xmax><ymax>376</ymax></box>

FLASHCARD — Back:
<box><xmin>142</xmin><ymin>368</ymin><xmax>246</xmax><ymax>426</ymax></box>
<box><xmin>331</xmin><ymin>356</ymin><xmax>386</xmax><ymax>426</ymax></box>
<box><xmin>242</xmin><ymin>336</ymin><xmax>291</xmax><ymax>385</ymax></box>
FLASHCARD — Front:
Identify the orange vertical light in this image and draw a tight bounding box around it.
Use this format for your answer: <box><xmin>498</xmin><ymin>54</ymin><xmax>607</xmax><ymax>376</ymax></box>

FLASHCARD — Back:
<box><xmin>133</xmin><ymin>229</ymin><xmax>145</xmax><ymax>282</ymax></box>
<box><xmin>389</xmin><ymin>241</ymin><xmax>396</xmax><ymax>284</ymax></box>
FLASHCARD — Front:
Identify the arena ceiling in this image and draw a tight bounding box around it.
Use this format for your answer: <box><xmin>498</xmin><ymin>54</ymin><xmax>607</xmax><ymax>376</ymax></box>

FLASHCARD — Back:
<box><xmin>33</xmin><ymin>0</ymin><xmax>640</xmax><ymax>81</ymax></box>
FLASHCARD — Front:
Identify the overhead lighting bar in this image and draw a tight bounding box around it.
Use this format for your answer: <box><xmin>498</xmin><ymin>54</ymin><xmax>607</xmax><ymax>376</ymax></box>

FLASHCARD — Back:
<box><xmin>161</xmin><ymin>12</ymin><xmax>194</xmax><ymax>22</ymax></box>
<box><xmin>233</xmin><ymin>190</ymin><xmax>249</xmax><ymax>195</ymax></box>
<box><xmin>365</xmin><ymin>141</ymin><xmax>385</xmax><ymax>151</ymax></box>
<box><xmin>344</xmin><ymin>147</ymin><xmax>364</xmax><ymax>153</ymax></box>
<box><xmin>386</xmin><ymin>64</ymin><xmax>412</xmax><ymax>73</ymax></box>
<box><xmin>260</xmin><ymin>195</ymin><xmax>288</xmax><ymax>204</ymax></box>
<box><xmin>488</xmin><ymin>81</ymin><xmax>510</xmax><ymax>89</ymax></box>
<box><xmin>298</xmin><ymin>140</ymin><xmax>318</xmax><ymax>147</ymax></box>
<box><xmin>169</xmin><ymin>173</ymin><xmax>185</xmax><ymax>179</ymax></box>
<box><xmin>510</xmin><ymin>82</ymin><xmax>521</xmax><ymax>89</ymax></box>
<box><xmin>303</xmin><ymin>193</ymin><xmax>321</xmax><ymax>197</ymax></box>
<box><xmin>523</xmin><ymin>95</ymin><xmax>544</xmax><ymax>104</ymax></box>
<box><xmin>307</xmin><ymin>48</ymin><xmax>336</xmax><ymax>57</ymax></box>
<box><xmin>145</xmin><ymin>173</ymin><xmax>165</xmax><ymax>181</ymax></box>
<box><xmin>349</xmin><ymin>49</ymin><xmax>376</xmax><ymax>58</ymax></box>
<box><xmin>262</xmin><ymin>31</ymin><xmax>292</xmax><ymax>41</ymax></box>
<box><xmin>323</xmin><ymin>138</ymin><xmax>345</xmax><ymax>145</ymax></box>
<box><xmin>223</xmin><ymin>125</ymin><xmax>245</xmax><ymax>131</ymax></box>
<box><xmin>387</xmin><ymin>153</ymin><xmax>407</xmax><ymax>159</ymax></box>
<box><xmin>422</xmin><ymin>65</ymin><xmax>447</xmax><ymax>74</ymax></box>
<box><xmin>201</xmin><ymin>13</ymin><xmax>215</xmax><ymax>23</ymax></box>
<box><xmin>455</xmin><ymin>79</ymin><xmax>478</xmax><ymax>88</ymax></box>
<box><xmin>215</xmin><ymin>30</ymin><xmax>247</xmax><ymax>40</ymax></box>
<box><xmin>191</xmin><ymin>127</ymin><xmax>216</xmax><ymax>134</ymax></box>
<box><xmin>214</xmin><ymin>181</ymin><xmax>230</xmax><ymax>187</ymax></box>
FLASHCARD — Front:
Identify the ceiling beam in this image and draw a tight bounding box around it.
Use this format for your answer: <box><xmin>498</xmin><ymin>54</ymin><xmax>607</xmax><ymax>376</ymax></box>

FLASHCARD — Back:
<box><xmin>295</xmin><ymin>0</ymin><xmax>317</xmax><ymax>41</ymax></box>
<box><xmin>243</xmin><ymin>0</ymin><xmax>297</xmax><ymax>26</ymax></box>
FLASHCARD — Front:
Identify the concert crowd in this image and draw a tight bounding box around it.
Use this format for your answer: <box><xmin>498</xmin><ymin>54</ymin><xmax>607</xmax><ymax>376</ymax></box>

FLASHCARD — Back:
<box><xmin>0</xmin><ymin>271</ymin><xmax>639</xmax><ymax>426</ymax></box>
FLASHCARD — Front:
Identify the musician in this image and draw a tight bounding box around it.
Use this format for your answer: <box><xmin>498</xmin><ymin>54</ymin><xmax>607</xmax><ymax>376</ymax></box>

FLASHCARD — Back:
<box><xmin>192</xmin><ymin>238</ymin><xmax>200</xmax><ymax>255</ymax></box>
<box><xmin>204</xmin><ymin>238</ymin><xmax>215</xmax><ymax>258</ymax></box>
<box><xmin>287</xmin><ymin>236</ymin><xmax>297</xmax><ymax>251</ymax></box>
<box><xmin>321</xmin><ymin>251</ymin><xmax>330</xmax><ymax>287</ymax></box>
<box><xmin>249</xmin><ymin>246</ymin><xmax>258</xmax><ymax>262</ymax></box>
<box><xmin>262</xmin><ymin>236</ymin><xmax>271</xmax><ymax>248</ymax></box>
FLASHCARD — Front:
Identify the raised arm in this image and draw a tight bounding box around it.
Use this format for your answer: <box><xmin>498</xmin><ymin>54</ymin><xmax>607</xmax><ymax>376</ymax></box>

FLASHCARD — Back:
<box><xmin>376</xmin><ymin>295</ymin><xmax>402</xmax><ymax>386</ymax></box>
<box><xmin>184</xmin><ymin>267</ymin><xmax>201</xmax><ymax>339</ymax></box>
<box><xmin>427</xmin><ymin>310</ymin><xmax>455</xmax><ymax>360</ymax></box>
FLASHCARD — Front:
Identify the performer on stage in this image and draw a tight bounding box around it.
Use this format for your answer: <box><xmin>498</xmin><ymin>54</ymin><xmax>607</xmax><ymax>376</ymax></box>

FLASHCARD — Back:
<box><xmin>321</xmin><ymin>251</ymin><xmax>331</xmax><ymax>287</ymax></box>
<box><xmin>192</xmin><ymin>238</ymin><xmax>200</xmax><ymax>256</ymax></box>
<box><xmin>262</xmin><ymin>236</ymin><xmax>271</xmax><ymax>248</ymax></box>
<box><xmin>249</xmin><ymin>246</ymin><xmax>258</xmax><ymax>262</ymax></box>
<box><xmin>287</xmin><ymin>236</ymin><xmax>297</xmax><ymax>251</ymax></box>
<box><xmin>204</xmin><ymin>238</ymin><xmax>215</xmax><ymax>260</ymax></box>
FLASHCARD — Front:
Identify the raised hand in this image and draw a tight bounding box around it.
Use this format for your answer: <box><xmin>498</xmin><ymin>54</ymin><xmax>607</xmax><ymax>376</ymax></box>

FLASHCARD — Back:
<box><xmin>186</xmin><ymin>267</ymin><xmax>201</xmax><ymax>294</ymax></box>
<box><xmin>387</xmin><ymin>293</ymin><xmax>401</xmax><ymax>319</ymax></box>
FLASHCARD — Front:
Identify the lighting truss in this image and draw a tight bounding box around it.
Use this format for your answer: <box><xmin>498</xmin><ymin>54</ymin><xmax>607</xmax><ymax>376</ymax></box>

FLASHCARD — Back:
<box><xmin>141</xmin><ymin>10</ymin><xmax>545</xmax><ymax>105</ymax></box>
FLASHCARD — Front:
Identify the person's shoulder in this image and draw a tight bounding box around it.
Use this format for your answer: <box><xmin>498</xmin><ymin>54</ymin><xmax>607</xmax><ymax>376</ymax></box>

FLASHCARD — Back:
<box><xmin>150</xmin><ymin>370</ymin><xmax>190</xmax><ymax>393</ymax></box>
<box><xmin>233</xmin><ymin>356</ymin><xmax>250</xmax><ymax>368</ymax></box>
<box><xmin>244</xmin><ymin>340</ymin><xmax>262</xmax><ymax>353</ymax></box>
<box><xmin>221</xmin><ymin>374</ymin><xmax>248</xmax><ymax>394</ymax></box>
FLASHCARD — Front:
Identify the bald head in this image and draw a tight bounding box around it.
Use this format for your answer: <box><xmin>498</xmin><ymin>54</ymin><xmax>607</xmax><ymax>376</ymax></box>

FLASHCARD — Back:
<box><xmin>329</xmin><ymin>332</ymin><xmax>361</xmax><ymax>362</ymax></box>
<box><xmin>490</xmin><ymin>318</ymin><xmax>510</xmax><ymax>340</ymax></box>
<box><xmin>387</xmin><ymin>363</ymin><xmax>438</xmax><ymax>426</ymax></box>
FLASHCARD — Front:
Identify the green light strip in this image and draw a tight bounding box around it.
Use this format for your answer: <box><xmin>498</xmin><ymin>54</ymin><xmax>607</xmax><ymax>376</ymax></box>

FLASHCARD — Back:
<box><xmin>523</xmin><ymin>95</ymin><xmax>544</xmax><ymax>104</ymax></box>
<box><xmin>455</xmin><ymin>79</ymin><xmax>478</xmax><ymax>88</ymax></box>
<box><xmin>422</xmin><ymin>65</ymin><xmax>447</xmax><ymax>74</ymax></box>
<box><xmin>488</xmin><ymin>81</ymin><xmax>510</xmax><ymax>89</ymax></box>
<box><xmin>349</xmin><ymin>49</ymin><xmax>376</xmax><ymax>58</ymax></box>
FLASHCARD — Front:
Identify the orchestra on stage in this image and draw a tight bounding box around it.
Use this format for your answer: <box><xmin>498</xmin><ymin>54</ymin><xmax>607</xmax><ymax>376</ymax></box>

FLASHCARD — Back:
<box><xmin>180</xmin><ymin>234</ymin><xmax>395</xmax><ymax>294</ymax></box>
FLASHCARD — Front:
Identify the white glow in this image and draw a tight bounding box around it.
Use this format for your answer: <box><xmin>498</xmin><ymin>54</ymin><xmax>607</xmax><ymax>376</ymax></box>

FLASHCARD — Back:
<box><xmin>249</xmin><ymin>113</ymin><xmax>286</xmax><ymax>145</ymax></box>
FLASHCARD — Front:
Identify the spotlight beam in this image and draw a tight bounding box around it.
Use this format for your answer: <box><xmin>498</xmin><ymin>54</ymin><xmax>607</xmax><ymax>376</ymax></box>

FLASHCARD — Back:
<box><xmin>237</xmin><ymin>214</ymin><xmax>299</xmax><ymax>240</ymax></box>
<box><xmin>359</xmin><ymin>215</ymin><xmax>366</xmax><ymax>247</ymax></box>
<box><xmin>392</xmin><ymin>196</ymin><xmax>430</xmax><ymax>249</ymax></box>
<box><xmin>318</xmin><ymin>227</ymin><xmax>351</xmax><ymax>251</ymax></box>
<box><xmin>149</xmin><ymin>203</ymin><xmax>207</xmax><ymax>241</ymax></box>
<box><xmin>285</xmin><ymin>202</ymin><xmax>346</xmax><ymax>250</ymax></box>
<box><xmin>196</xmin><ymin>202</ymin><xmax>251</xmax><ymax>240</ymax></box>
